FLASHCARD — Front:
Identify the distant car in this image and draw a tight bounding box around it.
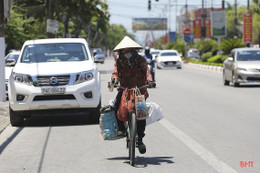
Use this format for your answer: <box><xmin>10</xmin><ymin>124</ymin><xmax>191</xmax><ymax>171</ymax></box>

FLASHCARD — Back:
<box><xmin>223</xmin><ymin>48</ymin><xmax>260</xmax><ymax>87</ymax></box>
<box><xmin>93</xmin><ymin>48</ymin><xmax>105</xmax><ymax>64</ymax></box>
<box><xmin>8</xmin><ymin>38</ymin><xmax>101</xmax><ymax>126</ymax></box>
<box><xmin>156</xmin><ymin>50</ymin><xmax>182</xmax><ymax>69</ymax></box>
<box><xmin>5</xmin><ymin>51</ymin><xmax>20</xmax><ymax>98</ymax></box>
<box><xmin>187</xmin><ymin>48</ymin><xmax>200</xmax><ymax>59</ymax></box>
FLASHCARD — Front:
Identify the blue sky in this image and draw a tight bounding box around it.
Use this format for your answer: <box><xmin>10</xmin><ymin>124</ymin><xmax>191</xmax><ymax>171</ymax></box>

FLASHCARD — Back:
<box><xmin>106</xmin><ymin>0</ymin><xmax>249</xmax><ymax>45</ymax></box>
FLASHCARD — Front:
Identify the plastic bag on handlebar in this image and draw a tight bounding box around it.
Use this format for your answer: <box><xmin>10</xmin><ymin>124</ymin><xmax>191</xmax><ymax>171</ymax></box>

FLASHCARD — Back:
<box><xmin>135</xmin><ymin>88</ymin><xmax>149</xmax><ymax>120</ymax></box>
<box><xmin>117</xmin><ymin>89</ymin><xmax>134</xmax><ymax>121</ymax></box>
<box><xmin>146</xmin><ymin>102</ymin><xmax>164</xmax><ymax>126</ymax></box>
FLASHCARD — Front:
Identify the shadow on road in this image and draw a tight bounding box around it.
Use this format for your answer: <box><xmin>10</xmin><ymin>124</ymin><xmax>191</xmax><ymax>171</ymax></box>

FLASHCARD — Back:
<box><xmin>226</xmin><ymin>84</ymin><xmax>260</xmax><ymax>88</ymax></box>
<box><xmin>23</xmin><ymin>113</ymin><xmax>97</xmax><ymax>127</ymax></box>
<box><xmin>107</xmin><ymin>156</ymin><xmax>174</xmax><ymax>167</ymax></box>
<box><xmin>0</xmin><ymin>128</ymin><xmax>23</xmax><ymax>154</ymax></box>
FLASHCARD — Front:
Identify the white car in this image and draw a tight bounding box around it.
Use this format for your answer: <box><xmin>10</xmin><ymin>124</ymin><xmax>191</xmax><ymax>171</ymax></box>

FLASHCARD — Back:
<box><xmin>8</xmin><ymin>38</ymin><xmax>101</xmax><ymax>126</ymax></box>
<box><xmin>156</xmin><ymin>50</ymin><xmax>182</xmax><ymax>69</ymax></box>
<box><xmin>5</xmin><ymin>51</ymin><xmax>20</xmax><ymax>98</ymax></box>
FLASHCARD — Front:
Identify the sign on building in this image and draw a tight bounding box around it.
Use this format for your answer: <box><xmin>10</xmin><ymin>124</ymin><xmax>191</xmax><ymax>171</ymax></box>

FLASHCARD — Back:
<box><xmin>211</xmin><ymin>11</ymin><xmax>226</xmax><ymax>37</ymax></box>
<box><xmin>46</xmin><ymin>19</ymin><xmax>59</xmax><ymax>34</ymax></box>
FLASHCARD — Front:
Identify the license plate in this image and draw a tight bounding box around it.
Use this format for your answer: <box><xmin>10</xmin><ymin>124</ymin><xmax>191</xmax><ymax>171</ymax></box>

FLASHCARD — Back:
<box><xmin>41</xmin><ymin>87</ymin><xmax>66</xmax><ymax>95</ymax></box>
<box><xmin>168</xmin><ymin>62</ymin><xmax>173</xmax><ymax>65</ymax></box>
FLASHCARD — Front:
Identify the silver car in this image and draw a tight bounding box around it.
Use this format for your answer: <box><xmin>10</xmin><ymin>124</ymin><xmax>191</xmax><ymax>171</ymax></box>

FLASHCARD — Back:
<box><xmin>223</xmin><ymin>48</ymin><xmax>260</xmax><ymax>87</ymax></box>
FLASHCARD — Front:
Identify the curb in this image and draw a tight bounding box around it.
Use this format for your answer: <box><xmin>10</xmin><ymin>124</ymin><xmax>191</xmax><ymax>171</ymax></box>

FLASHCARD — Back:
<box><xmin>184</xmin><ymin>63</ymin><xmax>223</xmax><ymax>73</ymax></box>
<box><xmin>0</xmin><ymin>102</ymin><xmax>10</xmax><ymax>134</ymax></box>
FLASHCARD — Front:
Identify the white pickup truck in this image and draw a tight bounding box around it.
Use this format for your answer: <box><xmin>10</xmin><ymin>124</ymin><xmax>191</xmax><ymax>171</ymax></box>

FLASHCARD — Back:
<box><xmin>8</xmin><ymin>38</ymin><xmax>101</xmax><ymax>126</ymax></box>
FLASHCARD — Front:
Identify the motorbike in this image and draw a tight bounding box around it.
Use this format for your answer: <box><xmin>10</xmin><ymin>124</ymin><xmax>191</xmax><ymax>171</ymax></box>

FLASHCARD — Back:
<box><xmin>146</xmin><ymin>58</ymin><xmax>156</xmax><ymax>87</ymax></box>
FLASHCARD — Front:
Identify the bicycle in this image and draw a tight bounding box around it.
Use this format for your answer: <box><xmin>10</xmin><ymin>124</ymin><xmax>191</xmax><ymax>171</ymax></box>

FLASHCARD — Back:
<box><xmin>108</xmin><ymin>82</ymin><xmax>154</xmax><ymax>166</ymax></box>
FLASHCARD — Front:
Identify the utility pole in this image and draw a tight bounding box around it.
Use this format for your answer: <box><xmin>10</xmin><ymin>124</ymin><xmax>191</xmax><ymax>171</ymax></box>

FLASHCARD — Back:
<box><xmin>201</xmin><ymin>0</ymin><xmax>206</xmax><ymax>40</ymax></box>
<box><xmin>0</xmin><ymin>0</ymin><xmax>6</xmax><ymax>101</ymax></box>
<box><xmin>184</xmin><ymin>0</ymin><xmax>188</xmax><ymax>58</ymax></box>
<box><xmin>46</xmin><ymin>0</ymin><xmax>52</xmax><ymax>38</ymax></box>
<box><xmin>247</xmin><ymin>0</ymin><xmax>249</xmax><ymax>11</ymax></box>
<box><xmin>222</xmin><ymin>0</ymin><xmax>225</xmax><ymax>10</ymax></box>
<box><xmin>234</xmin><ymin>0</ymin><xmax>238</xmax><ymax>38</ymax></box>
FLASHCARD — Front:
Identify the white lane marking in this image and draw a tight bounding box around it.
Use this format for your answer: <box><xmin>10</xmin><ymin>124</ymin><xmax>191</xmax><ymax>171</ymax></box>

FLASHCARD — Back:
<box><xmin>160</xmin><ymin>119</ymin><xmax>238</xmax><ymax>173</ymax></box>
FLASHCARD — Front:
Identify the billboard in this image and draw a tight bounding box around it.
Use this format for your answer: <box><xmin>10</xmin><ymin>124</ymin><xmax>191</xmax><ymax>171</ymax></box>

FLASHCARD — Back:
<box><xmin>211</xmin><ymin>11</ymin><xmax>226</xmax><ymax>37</ymax></box>
<box><xmin>243</xmin><ymin>13</ymin><xmax>253</xmax><ymax>43</ymax></box>
<box><xmin>132</xmin><ymin>18</ymin><xmax>167</xmax><ymax>30</ymax></box>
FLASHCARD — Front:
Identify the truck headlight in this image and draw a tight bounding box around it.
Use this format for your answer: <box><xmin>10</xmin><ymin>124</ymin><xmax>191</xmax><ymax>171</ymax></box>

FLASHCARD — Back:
<box><xmin>74</xmin><ymin>70</ymin><xmax>94</xmax><ymax>85</ymax></box>
<box><xmin>13</xmin><ymin>73</ymin><xmax>33</xmax><ymax>85</ymax></box>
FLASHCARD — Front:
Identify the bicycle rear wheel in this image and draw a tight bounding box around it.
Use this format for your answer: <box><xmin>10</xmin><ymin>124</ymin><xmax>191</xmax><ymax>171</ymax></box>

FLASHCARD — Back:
<box><xmin>129</xmin><ymin>111</ymin><xmax>136</xmax><ymax>166</ymax></box>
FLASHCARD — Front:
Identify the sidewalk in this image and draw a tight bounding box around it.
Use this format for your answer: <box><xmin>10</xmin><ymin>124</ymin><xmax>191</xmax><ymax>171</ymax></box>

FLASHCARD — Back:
<box><xmin>184</xmin><ymin>62</ymin><xmax>223</xmax><ymax>73</ymax></box>
<box><xmin>0</xmin><ymin>101</ymin><xmax>10</xmax><ymax>134</ymax></box>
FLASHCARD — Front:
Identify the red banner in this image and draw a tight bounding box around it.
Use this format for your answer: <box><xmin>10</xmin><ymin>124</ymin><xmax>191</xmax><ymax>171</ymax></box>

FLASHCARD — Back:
<box><xmin>243</xmin><ymin>13</ymin><xmax>253</xmax><ymax>43</ymax></box>
<box><xmin>193</xmin><ymin>19</ymin><xmax>201</xmax><ymax>39</ymax></box>
<box><xmin>204</xmin><ymin>19</ymin><xmax>211</xmax><ymax>39</ymax></box>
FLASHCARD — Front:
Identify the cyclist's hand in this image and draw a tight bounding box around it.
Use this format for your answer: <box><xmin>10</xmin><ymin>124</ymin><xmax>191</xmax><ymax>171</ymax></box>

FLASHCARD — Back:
<box><xmin>148</xmin><ymin>81</ymin><xmax>156</xmax><ymax>88</ymax></box>
<box><xmin>111</xmin><ymin>78</ymin><xmax>119</xmax><ymax>85</ymax></box>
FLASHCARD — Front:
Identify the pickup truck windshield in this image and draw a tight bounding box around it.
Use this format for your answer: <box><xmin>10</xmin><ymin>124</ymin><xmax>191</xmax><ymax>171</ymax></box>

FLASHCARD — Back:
<box><xmin>21</xmin><ymin>43</ymin><xmax>89</xmax><ymax>63</ymax></box>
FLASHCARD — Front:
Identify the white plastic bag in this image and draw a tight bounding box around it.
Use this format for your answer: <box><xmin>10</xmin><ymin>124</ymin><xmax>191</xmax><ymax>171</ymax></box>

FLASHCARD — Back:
<box><xmin>146</xmin><ymin>102</ymin><xmax>164</xmax><ymax>126</ymax></box>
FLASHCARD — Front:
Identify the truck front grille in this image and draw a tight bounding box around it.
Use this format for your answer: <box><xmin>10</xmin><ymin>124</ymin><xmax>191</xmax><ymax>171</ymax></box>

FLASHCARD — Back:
<box><xmin>37</xmin><ymin>75</ymin><xmax>70</xmax><ymax>86</ymax></box>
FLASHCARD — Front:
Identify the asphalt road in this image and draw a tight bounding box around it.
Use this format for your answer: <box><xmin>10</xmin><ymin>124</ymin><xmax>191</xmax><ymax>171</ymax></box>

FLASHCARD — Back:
<box><xmin>0</xmin><ymin>57</ymin><xmax>259</xmax><ymax>173</ymax></box>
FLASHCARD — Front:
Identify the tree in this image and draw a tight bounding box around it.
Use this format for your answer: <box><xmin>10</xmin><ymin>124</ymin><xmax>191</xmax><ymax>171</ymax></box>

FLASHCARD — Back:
<box><xmin>193</xmin><ymin>40</ymin><xmax>218</xmax><ymax>55</ymax></box>
<box><xmin>5</xmin><ymin>0</ymin><xmax>113</xmax><ymax>51</ymax></box>
<box><xmin>105</xmin><ymin>24</ymin><xmax>133</xmax><ymax>51</ymax></box>
<box><xmin>164</xmin><ymin>36</ymin><xmax>185</xmax><ymax>55</ymax></box>
<box><xmin>4</xmin><ymin>5</ymin><xmax>45</xmax><ymax>52</ymax></box>
<box><xmin>252</xmin><ymin>0</ymin><xmax>260</xmax><ymax>14</ymax></box>
<box><xmin>219</xmin><ymin>38</ymin><xmax>245</xmax><ymax>54</ymax></box>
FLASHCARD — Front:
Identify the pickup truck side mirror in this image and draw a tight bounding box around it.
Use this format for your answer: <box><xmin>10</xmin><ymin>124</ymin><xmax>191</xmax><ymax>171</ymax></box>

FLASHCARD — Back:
<box><xmin>5</xmin><ymin>59</ymin><xmax>16</xmax><ymax>66</ymax></box>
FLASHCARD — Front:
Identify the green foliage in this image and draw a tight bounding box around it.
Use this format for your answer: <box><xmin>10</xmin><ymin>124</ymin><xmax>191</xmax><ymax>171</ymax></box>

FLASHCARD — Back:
<box><xmin>219</xmin><ymin>38</ymin><xmax>245</xmax><ymax>55</ymax></box>
<box><xmin>4</xmin><ymin>5</ymin><xmax>46</xmax><ymax>51</ymax></box>
<box><xmin>5</xmin><ymin>0</ymin><xmax>120</xmax><ymax>52</ymax></box>
<box><xmin>105</xmin><ymin>24</ymin><xmax>133</xmax><ymax>50</ymax></box>
<box><xmin>154</xmin><ymin>38</ymin><xmax>163</xmax><ymax>49</ymax></box>
<box><xmin>200</xmin><ymin>52</ymin><xmax>212</xmax><ymax>62</ymax></box>
<box><xmin>252</xmin><ymin>0</ymin><xmax>260</xmax><ymax>15</ymax></box>
<box><xmin>253</xmin><ymin>13</ymin><xmax>260</xmax><ymax>44</ymax></box>
<box><xmin>193</xmin><ymin>40</ymin><xmax>218</xmax><ymax>55</ymax></box>
<box><xmin>207</xmin><ymin>55</ymin><xmax>228</xmax><ymax>63</ymax></box>
<box><xmin>164</xmin><ymin>37</ymin><xmax>185</xmax><ymax>54</ymax></box>
<box><xmin>187</xmin><ymin>58</ymin><xmax>223</xmax><ymax>67</ymax></box>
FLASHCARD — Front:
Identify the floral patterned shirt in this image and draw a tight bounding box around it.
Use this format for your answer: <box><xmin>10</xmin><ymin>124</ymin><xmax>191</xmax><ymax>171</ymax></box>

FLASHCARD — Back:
<box><xmin>112</xmin><ymin>54</ymin><xmax>153</xmax><ymax>98</ymax></box>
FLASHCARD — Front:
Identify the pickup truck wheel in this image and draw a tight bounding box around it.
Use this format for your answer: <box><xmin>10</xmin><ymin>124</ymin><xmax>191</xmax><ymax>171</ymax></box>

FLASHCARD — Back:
<box><xmin>9</xmin><ymin>106</ymin><xmax>24</xmax><ymax>126</ymax></box>
<box><xmin>89</xmin><ymin>99</ymin><xmax>101</xmax><ymax>123</ymax></box>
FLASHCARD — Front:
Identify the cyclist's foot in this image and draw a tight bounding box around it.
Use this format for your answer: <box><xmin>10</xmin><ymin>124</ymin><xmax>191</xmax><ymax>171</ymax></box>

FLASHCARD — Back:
<box><xmin>137</xmin><ymin>138</ymin><xmax>146</xmax><ymax>154</ymax></box>
<box><xmin>117</xmin><ymin>130</ymin><xmax>126</xmax><ymax>137</ymax></box>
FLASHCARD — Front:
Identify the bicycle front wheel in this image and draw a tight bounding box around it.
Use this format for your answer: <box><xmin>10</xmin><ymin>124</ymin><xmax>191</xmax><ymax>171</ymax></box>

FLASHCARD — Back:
<box><xmin>129</xmin><ymin>111</ymin><xmax>137</xmax><ymax>166</ymax></box>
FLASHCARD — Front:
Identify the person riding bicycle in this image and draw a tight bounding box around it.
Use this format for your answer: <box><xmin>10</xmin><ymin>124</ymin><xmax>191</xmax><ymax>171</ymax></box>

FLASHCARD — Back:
<box><xmin>111</xmin><ymin>36</ymin><xmax>153</xmax><ymax>154</ymax></box>
<box><xmin>143</xmin><ymin>46</ymin><xmax>155</xmax><ymax>81</ymax></box>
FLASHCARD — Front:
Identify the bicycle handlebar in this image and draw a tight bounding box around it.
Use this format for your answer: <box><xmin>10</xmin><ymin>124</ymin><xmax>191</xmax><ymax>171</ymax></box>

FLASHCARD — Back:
<box><xmin>108</xmin><ymin>81</ymin><xmax>156</xmax><ymax>92</ymax></box>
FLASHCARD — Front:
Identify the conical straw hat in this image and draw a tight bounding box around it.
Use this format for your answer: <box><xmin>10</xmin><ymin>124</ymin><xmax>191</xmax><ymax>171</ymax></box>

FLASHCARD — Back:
<box><xmin>113</xmin><ymin>36</ymin><xmax>142</xmax><ymax>52</ymax></box>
